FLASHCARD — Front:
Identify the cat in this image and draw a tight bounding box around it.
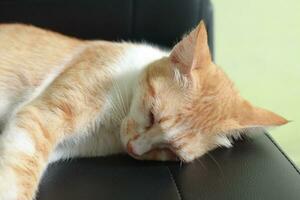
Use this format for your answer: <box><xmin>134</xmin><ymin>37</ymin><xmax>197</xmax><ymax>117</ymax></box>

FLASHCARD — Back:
<box><xmin>0</xmin><ymin>21</ymin><xmax>287</xmax><ymax>200</ymax></box>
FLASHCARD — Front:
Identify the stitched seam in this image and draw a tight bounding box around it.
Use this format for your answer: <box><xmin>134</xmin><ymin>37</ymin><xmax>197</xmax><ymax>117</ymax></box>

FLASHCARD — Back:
<box><xmin>167</xmin><ymin>166</ymin><xmax>183</xmax><ymax>200</ymax></box>
<box><xmin>265</xmin><ymin>133</ymin><xmax>300</xmax><ymax>174</ymax></box>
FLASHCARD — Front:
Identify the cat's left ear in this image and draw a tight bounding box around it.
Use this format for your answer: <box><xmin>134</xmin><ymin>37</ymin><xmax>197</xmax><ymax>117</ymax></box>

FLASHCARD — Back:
<box><xmin>219</xmin><ymin>100</ymin><xmax>288</xmax><ymax>136</ymax></box>
<box><xmin>170</xmin><ymin>20</ymin><xmax>212</xmax><ymax>74</ymax></box>
<box><xmin>235</xmin><ymin>100</ymin><xmax>289</xmax><ymax>128</ymax></box>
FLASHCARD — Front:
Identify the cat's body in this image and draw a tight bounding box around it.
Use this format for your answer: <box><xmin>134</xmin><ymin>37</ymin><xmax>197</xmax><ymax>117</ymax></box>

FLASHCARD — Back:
<box><xmin>0</xmin><ymin>24</ymin><xmax>168</xmax><ymax>162</ymax></box>
<box><xmin>0</xmin><ymin>22</ymin><xmax>287</xmax><ymax>200</ymax></box>
<box><xmin>0</xmin><ymin>24</ymin><xmax>168</xmax><ymax>199</ymax></box>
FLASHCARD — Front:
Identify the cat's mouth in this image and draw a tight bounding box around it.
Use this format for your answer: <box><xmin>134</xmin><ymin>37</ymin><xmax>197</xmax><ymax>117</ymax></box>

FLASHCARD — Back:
<box><xmin>126</xmin><ymin>140</ymin><xmax>179</xmax><ymax>161</ymax></box>
<box><xmin>121</xmin><ymin>117</ymin><xmax>179</xmax><ymax>161</ymax></box>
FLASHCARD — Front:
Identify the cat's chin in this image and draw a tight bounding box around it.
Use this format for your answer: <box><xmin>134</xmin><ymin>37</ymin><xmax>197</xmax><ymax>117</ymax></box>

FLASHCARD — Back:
<box><xmin>127</xmin><ymin>146</ymin><xmax>179</xmax><ymax>162</ymax></box>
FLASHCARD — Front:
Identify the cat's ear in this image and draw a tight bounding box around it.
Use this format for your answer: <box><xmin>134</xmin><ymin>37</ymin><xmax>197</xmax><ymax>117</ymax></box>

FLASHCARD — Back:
<box><xmin>234</xmin><ymin>100</ymin><xmax>288</xmax><ymax>129</ymax></box>
<box><xmin>170</xmin><ymin>20</ymin><xmax>212</xmax><ymax>75</ymax></box>
<box><xmin>217</xmin><ymin>100</ymin><xmax>288</xmax><ymax>136</ymax></box>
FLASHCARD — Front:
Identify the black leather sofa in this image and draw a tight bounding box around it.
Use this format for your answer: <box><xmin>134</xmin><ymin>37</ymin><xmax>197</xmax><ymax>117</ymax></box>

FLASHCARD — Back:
<box><xmin>1</xmin><ymin>0</ymin><xmax>299</xmax><ymax>199</ymax></box>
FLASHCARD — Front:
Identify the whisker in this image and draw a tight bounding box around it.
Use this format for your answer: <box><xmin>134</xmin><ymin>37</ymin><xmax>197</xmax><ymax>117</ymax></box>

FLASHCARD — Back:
<box><xmin>207</xmin><ymin>152</ymin><xmax>225</xmax><ymax>180</ymax></box>
<box><xmin>196</xmin><ymin>157</ymin><xmax>207</xmax><ymax>170</ymax></box>
<box><xmin>110</xmin><ymin>80</ymin><xmax>131</xmax><ymax>124</ymax></box>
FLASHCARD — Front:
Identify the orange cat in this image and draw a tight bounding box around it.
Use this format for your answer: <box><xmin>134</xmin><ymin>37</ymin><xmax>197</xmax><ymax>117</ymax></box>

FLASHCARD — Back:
<box><xmin>0</xmin><ymin>21</ymin><xmax>287</xmax><ymax>200</ymax></box>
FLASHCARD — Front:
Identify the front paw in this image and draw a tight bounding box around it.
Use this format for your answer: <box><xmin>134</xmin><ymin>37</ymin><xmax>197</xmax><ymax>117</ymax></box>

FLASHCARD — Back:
<box><xmin>0</xmin><ymin>163</ymin><xmax>37</xmax><ymax>200</ymax></box>
<box><xmin>0</xmin><ymin>167</ymin><xmax>19</xmax><ymax>200</ymax></box>
<box><xmin>0</xmin><ymin>127</ymin><xmax>39</xmax><ymax>200</ymax></box>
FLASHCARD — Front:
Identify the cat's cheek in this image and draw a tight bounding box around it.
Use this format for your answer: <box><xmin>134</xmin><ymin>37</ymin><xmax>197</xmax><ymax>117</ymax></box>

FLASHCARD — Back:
<box><xmin>120</xmin><ymin>118</ymin><xmax>149</xmax><ymax>158</ymax></box>
<box><xmin>120</xmin><ymin>117</ymin><xmax>139</xmax><ymax>148</ymax></box>
<box><xmin>120</xmin><ymin>117</ymin><xmax>130</xmax><ymax>147</ymax></box>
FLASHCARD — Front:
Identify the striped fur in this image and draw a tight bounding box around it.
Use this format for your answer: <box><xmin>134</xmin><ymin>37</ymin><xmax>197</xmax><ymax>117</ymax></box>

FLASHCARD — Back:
<box><xmin>0</xmin><ymin>22</ymin><xmax>287</xmax><ymax>199</ymax></box>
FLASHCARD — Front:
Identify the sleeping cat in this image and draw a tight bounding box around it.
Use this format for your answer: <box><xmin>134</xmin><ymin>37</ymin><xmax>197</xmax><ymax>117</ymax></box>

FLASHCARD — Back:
<box><xmin>0</xmin><ymin>21</ymin><xmax>287</xmax><ymax>200</ymax></box>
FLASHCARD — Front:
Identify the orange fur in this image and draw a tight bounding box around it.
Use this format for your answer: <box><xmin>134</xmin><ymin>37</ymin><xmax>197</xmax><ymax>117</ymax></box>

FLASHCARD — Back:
<box><xmin>122</xmin><ymin>21</ymin><xmax>288</xmax><ymax>162</ymax></box>
<box><xmin>0</xmin><ymin>21</ymin><xmax>288</xmax><ymax>200</ymax></box>
<box><xmin>0</xmin><ymin>24</ymin><xmax>129</xmax><ymax>199</ymax></box>
<box><xmin>10</xmin><ymin>42</ymin><xmax>127</xmax><ymax>198</ymax></box>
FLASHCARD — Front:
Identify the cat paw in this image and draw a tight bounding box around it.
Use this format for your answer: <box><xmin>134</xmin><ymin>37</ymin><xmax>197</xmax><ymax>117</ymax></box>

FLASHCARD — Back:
<box><xmin>0</xmin><ymin>166</ymin><xmax>37</xmax><ymax>200</ymax></box>
<box><xmin>0</xmin><ymin>167</ymin><xmax>19</xmax><ymax>200</ymax></box>
<box><xmin>0</xmin><ymin>127</ymin><xmax>40</xmax><ymax>200</ymax></box>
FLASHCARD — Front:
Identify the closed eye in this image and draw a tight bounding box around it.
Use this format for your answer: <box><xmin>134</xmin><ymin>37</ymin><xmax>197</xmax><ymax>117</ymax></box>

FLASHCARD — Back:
<box><xmin>146</xmin><ymin>110</ymin><xmax>155</xmax><ymax>129</ymax></box>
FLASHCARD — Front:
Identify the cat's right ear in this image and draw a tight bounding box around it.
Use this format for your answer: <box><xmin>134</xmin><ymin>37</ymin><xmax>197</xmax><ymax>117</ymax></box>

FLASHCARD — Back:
<box><xmin>170</xmin><ymin>21</ymin><xmax>212</xmax><ymax>75</ymax></box>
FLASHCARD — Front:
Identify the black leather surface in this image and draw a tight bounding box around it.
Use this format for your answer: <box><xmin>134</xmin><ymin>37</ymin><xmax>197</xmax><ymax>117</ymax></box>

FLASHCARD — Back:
<box><xmin>37</xmin><ymin>133</ymin><xmax>300</xmax><ymax>200</ymax></box>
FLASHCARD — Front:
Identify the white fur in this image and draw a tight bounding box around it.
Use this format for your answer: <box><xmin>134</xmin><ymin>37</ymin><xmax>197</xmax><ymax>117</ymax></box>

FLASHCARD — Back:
<box><xmin>0</xmin><ymin>44</ymin><xmax>92</xmax><ymax>199</ymax></box>
<box><xmin>0</xmin><ymin>126</ymin><xmax>35</xmax><ymax>200</ymax></box>
<box><xmin>215</xmin><ymin>135</ymin><xmax>233</xmax><ymax>148</ymax></box>
<box><xmin>0</xmin><ymin>41</ymin><xmax>168</xmax><ymax>200</ymax></box>
<box><xmin>0</xmin><ymin>125</ymin><xmax>35</xmax><ymax>156</ymax></box>
<box><xmin>0</xmin><ymin>167</ymin><xmax>18</xmax><ymax>200</ymax></box>
<box><xmin>131</xmin><ymin>137</ymin><xmax>152</xmax><ymax>155</ymax></box>
<box><xmin>50</xmin><ymin>43</ymin><xmax>168</xmax><ymax>162</ymax></box>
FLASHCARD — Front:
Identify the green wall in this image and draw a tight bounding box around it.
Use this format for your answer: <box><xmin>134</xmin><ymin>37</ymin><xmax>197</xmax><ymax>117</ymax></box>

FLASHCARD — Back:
<box><xmin>212</xmin><ymin>0</ymin><xmax>300</xmax><ymax>165</ymax></box>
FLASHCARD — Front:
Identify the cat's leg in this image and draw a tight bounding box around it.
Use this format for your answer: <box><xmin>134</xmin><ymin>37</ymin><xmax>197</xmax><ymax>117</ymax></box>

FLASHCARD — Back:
<box><xmin>0</xmin><ymin>121</ymin><xmax>39</xmax><ymax>200</ymax></box>
<box><xmin>0</xmin><ymin>50</ymin><xmax>117</xmax><ymax>200</ymax></box>
<box><xmin>0</xmin><ymin>95</ymin><xmax>104</xmax><ymax>200</ymax></box>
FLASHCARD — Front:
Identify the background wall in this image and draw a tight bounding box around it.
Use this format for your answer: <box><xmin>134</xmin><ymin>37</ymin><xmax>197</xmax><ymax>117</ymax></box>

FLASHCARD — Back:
<box><xmin>211</xmin><ymin>0</ymin><xmax>300</xmax><ymax>165</ymax></box>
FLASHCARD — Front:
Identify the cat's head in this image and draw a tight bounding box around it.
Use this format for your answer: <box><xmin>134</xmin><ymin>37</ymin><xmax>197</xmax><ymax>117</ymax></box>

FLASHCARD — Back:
<box><xmin>120</xmin><ymin>21</ymin><xmax>288</xmax><ymax>162</ymax></box>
